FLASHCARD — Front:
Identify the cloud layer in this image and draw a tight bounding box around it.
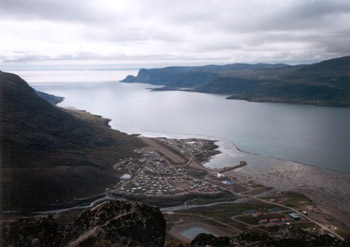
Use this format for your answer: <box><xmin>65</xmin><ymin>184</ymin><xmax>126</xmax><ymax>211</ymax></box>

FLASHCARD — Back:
<box><xmin>0</xmin><ymin>0</ymin><xmax>349</xmax><ymax>66</ymax></box>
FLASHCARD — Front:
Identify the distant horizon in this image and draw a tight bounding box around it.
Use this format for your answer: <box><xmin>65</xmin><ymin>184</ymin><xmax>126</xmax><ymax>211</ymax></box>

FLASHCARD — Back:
<box><xmin>1</xmin><ymin>54</ymin><xmax>349</xmax><ymax>71</ymax></box>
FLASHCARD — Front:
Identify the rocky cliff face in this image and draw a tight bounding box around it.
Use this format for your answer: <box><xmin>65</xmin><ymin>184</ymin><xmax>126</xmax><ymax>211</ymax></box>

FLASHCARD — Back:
<box><xmin>1</xmin><ymin>200</ymin><xmax>166</xmax><ymax>247</ymax></box>
<box><xmin>190</xmin><ymin>226</ymin><xmax>346</xmax><ymax>247</ymax></box>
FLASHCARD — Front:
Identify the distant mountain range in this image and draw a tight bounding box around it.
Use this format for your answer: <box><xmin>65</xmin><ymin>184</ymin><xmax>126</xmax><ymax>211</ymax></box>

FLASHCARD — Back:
<box><xmin>0</xmin><ymin>72</ymin><xmax>143</xmax><ymax>211</ymax></box>
<box><xmin>122</xmin><ymin>56</ymin><xmax>350</xmax><ymax>107</ymax></box>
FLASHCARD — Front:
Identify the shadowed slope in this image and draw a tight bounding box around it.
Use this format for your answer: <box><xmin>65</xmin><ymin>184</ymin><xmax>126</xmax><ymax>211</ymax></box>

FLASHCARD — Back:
<box><xmin>0</xmin><ymin>72</ymin><xmax>144</xmax><ymax>211</ymax></box>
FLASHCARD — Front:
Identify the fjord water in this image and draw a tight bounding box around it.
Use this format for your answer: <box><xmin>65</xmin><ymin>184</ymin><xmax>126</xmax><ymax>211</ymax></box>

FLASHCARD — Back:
<box><xmin>13</xmin><ymin>69</ymin><xmax>350</xmax><ymax>172</ymax></box>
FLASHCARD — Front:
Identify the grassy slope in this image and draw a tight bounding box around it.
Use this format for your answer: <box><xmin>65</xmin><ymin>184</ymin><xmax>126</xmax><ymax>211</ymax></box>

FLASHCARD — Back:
<box><xmin>0</xmin><ymin>72</ymin><xmax>144</xmax><ymax>211</ymax></box>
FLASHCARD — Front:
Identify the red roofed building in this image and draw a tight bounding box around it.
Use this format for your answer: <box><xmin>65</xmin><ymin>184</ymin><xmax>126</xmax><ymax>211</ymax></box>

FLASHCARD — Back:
<box><xmin>270</xmin><ymin>218</ymin><xmax>280</xmax><ymax>223</ymax></box>
<box><xmin>258</xmin><ymin>219</ymin><xmax>268</xmax><ymax>224</ymax></box>
<box><xmin>282</xmin><ymin>218</ymin><xmax>290</xmax><ymax>222</ymax></box>
<box><xmin>266</xmin><ymin>223</ymin><xmax>277</xmax><ymax>228</ymax></box>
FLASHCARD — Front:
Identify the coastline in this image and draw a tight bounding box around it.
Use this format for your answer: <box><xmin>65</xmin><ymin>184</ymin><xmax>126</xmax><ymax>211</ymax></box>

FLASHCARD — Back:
<box><xmin>134</xmin><ymin>130</ymin><xmax>254</xmax><ymax>167</ymax></box>
<box><xmin>59</xmin><ymin>105</ymin><xmax>350</xmax><ymax>231</ymax></box>
<box><xmin>4</xmin><ymin>103</ymin><xmax>349</xmax><ymax>236</ymax></box>
<box><xmin>148</xmin><ymin>85</ymin><xmax>350</xmax><ymax>108</ymax></box>
<box><xmin>125</xmin><ymin>129</ymin><xmax>350</xmax><ymax>230</ymax></box>
<box><xmin>38</xmin><ymin>78</ymin><xmax>349</xmax><ymax>173</ymax></box>
<box><xmin>132</xmin><ymin>128</ymin><xmax>348</xmax><ymax>174</ymax></box>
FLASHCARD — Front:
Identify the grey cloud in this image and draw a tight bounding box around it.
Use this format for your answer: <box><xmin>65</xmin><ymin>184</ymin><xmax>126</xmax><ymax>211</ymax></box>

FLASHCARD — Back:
<box><xmin>0</xmin><ymin>51</ymin><xmax>226</xmax><ymax>65</ymax></box>
<box><xmin>0</xmin><ymin>0</ymin><xmax>349</xmax><ymax>65</ymax></box>
<box><xmin>158</xmin><ymin>0</ymin><xmax>350</xmax><ymax>33</ymax></box>
<box><xmin>0</xmin><ymin>52</ymin><xmax>97</xmax><ymax>63</ymax></box>
<box><xmin>1</xmin><ymin>55</ymin><xmax>51</xmax><ymax>63</ymax></box>
<box><xmin>311</xmin><ymin>30</ymin><xmax>350</xmax><ymax>55</ymax></box>
<box><xmin>0</xmin><ymin>0</ymin><xmax>115</xmax><ymax>24</ymax></box>
<box><xmin>256</xmin><ymin>0</ymin><xmax>350</xmax><ymax>31</ymax></box>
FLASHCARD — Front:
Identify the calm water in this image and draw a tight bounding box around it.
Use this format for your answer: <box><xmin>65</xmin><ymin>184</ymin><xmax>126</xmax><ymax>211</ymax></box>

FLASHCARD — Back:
<box><xmin>181</xmin><ymin>227</ymin><xmax>216</xmax><ymax>240</ymax></box>
<box><xmin>9</xmin><ymin>69</ymin><xmax>350</xmax><ymax>172</ymax></box>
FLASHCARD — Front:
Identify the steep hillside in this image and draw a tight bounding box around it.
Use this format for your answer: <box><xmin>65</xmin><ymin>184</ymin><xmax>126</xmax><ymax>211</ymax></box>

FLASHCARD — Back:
<box><xmin>0</xmin><ymin>72</ymin><xmax>144</xmax><ymax>211</ymax></box>
<box><xmin>122</xmin><ymin>56</ymin><xmax>350</xmax><ymax>107</ymax></box>
<box><xmin>123</xmin><ymin>67</ymin><xmax>218</xmax><ymax>87</ymax></box>
<box><xmin>34</xmin><ymin>90</ymin><xmax>64</xmax><ymax>104</ymax></box>
<box><xmin>122</xmin><ymin>63</ymin><xmax>290</xmax><ymax>88</ymax></box>
<box><xmin>190</xmin><ymin>228</ymin><xmax>346</xmax><ymax>247</ymax></box>
<box><xmin>2</xmin><ymin>200</ymin><xmax>166</xmax><ymax>247</ymax></box>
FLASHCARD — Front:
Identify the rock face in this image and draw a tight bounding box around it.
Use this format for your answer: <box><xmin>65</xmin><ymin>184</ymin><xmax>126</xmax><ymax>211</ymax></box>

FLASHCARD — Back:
<box><xmin>190</xmin><ymin>233</ymin><xmax>230</xmax><ymax>247</ymax></box>
<box><xmin>1</xmin><ymin>215</ymin><xmax>62</xmax><ymax>247</ymax></box>
<box><xmin>190</xmin><ymin>226</ymin><xmax>346</xmax><ymax>247</ymax></box>
<box><xmin>1</xmin><ymin>200</ymin><xmax>166</xmax><ymax>247</ymax></box>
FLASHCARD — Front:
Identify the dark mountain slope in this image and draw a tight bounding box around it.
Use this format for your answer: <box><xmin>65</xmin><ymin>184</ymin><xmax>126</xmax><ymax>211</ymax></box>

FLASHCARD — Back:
<box><xmin>122</xmin><ymin>56</ymin><xmax>350</xmax><ymax>107</ymax></box>
<box><xmin>123</xmin><ymin>67</ymin><xmax>218</xmax><ymax>87</ymax></box>
<box><xmin>290</xmin><ymin>56</ymin><xmax>350</xmax><ymax>77</ymax></box>
<box><xmin>218</xmin><ymin>56</ymin><xmax>350</xmax><ymax>106</ymax></box>
<box><xmin>123</xmin><ymin>63</ymin><xmax>290</xmax><ymax>88</ymax></box>
<box><xmin>2</xmin><ymin>200</ymin><xmax>166</xmax><ymax>247</ymax></box>
<box><xmin>0</xmin><ymin>72</ymin><xmax>144</xmax><ymax>211</ymax></box>
<box><xmin>34</xmin><ymin>90</ymin><xmax>64</xmax><ymax>104</ymax></box>
<box><xmin>190</xmin><ymin>227</ymin><xmax>346</xmax><ymax>247</ymax></box>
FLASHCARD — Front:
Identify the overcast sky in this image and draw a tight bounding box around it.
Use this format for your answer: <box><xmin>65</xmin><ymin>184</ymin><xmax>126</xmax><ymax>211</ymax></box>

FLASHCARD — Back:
<box><xmin>0</xmin><ymin>0</ymin><xmax>349</xmax><ymax>67</ymax></box>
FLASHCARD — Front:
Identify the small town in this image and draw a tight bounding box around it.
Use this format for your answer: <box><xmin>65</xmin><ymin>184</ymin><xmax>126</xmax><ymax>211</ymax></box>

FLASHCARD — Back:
<box><xmin>104</xmin><ymin>137</ymin><xmax>346</xmax><ymax>243</ymax></box>
<box><xmin>113</xmin><ymin>138</ymin><xmax>222</xmax><ymax>197</ymax></box>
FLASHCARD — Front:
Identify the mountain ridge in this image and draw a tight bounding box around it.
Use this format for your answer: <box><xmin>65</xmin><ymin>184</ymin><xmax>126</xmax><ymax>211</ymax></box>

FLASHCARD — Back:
<box><xmin>122</xmin><ymin>56</ymin><xmax>350</xmax><ymax>107</ymax></box>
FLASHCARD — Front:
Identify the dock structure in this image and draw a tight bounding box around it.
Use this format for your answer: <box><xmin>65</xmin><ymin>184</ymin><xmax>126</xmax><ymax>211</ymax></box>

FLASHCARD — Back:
<box><xmin>220</xmin><ymin>161</ymin><xmax>247</xmax><ymax>173</ymax></box>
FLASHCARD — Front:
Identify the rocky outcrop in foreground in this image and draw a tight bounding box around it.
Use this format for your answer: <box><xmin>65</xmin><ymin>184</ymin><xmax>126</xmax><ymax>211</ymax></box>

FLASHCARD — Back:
<box><xmin>1</xmin><ymin>200</ymin><xmax>166</xmax><ymax>247</ymax></box>
<box><xmin>190</xmin><ymin>226</ymin><xmax>347</xmax><ymax>247</ymax></box>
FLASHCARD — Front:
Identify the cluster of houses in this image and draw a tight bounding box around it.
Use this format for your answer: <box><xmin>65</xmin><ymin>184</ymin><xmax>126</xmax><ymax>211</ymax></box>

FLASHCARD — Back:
<box><xmin>113</xmin><ymin>148</ymin><xmax>221</xmax><ymax>197</ymax></box>
<box><xmin>257</xmin><ymin>212</ymin><xmax>302</xmax><ymax>227</ymax></box>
